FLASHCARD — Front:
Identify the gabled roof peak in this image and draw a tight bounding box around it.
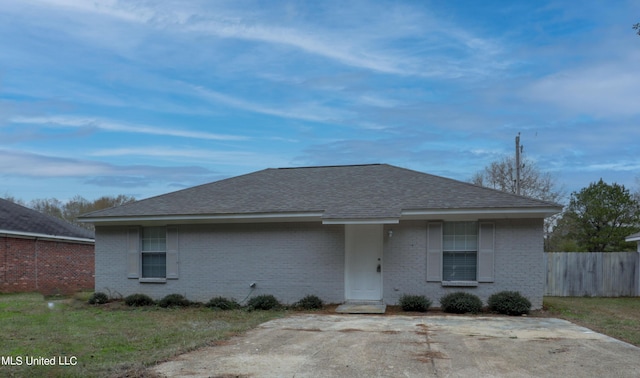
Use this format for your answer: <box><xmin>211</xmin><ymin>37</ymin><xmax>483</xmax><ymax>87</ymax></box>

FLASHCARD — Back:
<box><xmin>276</xmin><ymin>163</ymin><xmax>383</xmax><ymax>170</ymax></box>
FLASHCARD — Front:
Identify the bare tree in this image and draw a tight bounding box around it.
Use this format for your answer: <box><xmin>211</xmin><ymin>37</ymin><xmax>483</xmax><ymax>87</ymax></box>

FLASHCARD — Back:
<box><xmin>470</xmin><ymin>155</ymin><xmax>563</xmax><ymax>203</ymax></box>
<box><xmin>30</xmin><ymin>198</ymin><xmax>65</xmax><ymax>219</ymax></box>
<box><xmin>2</xmin><ymin>193</ymin><xmax>26</xmax><ymax>206</ymax></box>
<box><xmin>3</xmin><ymin>194</ymin><xmax>135</xmax><ymax>230</ymax></box>
<box><xmin>471</xmin><ymin>155</ymin><xmax>564</xmax><ymax>251</ymax></box>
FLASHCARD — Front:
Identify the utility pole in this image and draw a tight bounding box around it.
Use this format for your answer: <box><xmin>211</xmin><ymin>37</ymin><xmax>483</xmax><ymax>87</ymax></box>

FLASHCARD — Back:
<box><xmin>515</xmin><ymin>133</ymin><xmax>522</xmax><ymax>195</ymax></box>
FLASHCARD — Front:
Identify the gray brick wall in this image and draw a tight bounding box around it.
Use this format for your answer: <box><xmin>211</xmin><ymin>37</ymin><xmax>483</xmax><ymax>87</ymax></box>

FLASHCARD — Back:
<box><xmin>383</xmin><ymin>218</ymin><xmax>544</xmax><ymax>309</ymax></box>
<box><xmin>96</xmin><ymin>218</ymin><xmax>544</xmax><ymax>308</ymax></box>
<box><xmin>95</xmin><ymin>223</ymin><xmax>344</xmax><ymax>304</ymax></box>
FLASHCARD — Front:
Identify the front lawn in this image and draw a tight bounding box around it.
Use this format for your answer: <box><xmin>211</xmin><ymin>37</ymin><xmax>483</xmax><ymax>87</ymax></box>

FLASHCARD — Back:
<box><xmin>0</xmin><ymin>293</ymin><xmax>283</xmax><ymax>377</ymax></box>
<box><xmin>3</xmin><ymin>293</ymin><xmax>638</xmax><ymax>376</ymax></box>
<box><xmin>543</xmin><ymin>296</ymin><xmax>640</xmax><ymax>346</ymax></box>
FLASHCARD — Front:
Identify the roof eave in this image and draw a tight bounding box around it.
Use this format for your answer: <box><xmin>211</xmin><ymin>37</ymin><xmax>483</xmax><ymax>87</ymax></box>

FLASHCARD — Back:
<box><xmin>401</xmin><ymin>207</ymin><xmax>562</xmax><ymax>221</ymax></box>
<box><xmin>322</xmin><ymin>218</ymin><xmax>400</xmax><ymax>225</ymax></box>
<box><xmin>79</xmin><ymin>211</ymin><xmax>325</xmax><ymax>226</ymax></box>
<box><xmin>80</xmin><ymin>206</ymin><xmax>562</xmax><ymax>226</ymax></box>
<box><xmin>0</xmin><ymin>229</ymin><xmax>95</xmax><ymax>244</ymax></box>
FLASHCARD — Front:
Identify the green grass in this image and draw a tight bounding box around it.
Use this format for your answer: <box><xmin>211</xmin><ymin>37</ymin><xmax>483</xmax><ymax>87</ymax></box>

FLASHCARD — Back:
<box><xmin>0</xmin><ymin>293</ymin><xmax>284</xmax><ymax>377</ymax></box>
<box><xmin>543</xmin><ymin>297</ymin><xmax>640</xmax><ymax>346</ymax></box>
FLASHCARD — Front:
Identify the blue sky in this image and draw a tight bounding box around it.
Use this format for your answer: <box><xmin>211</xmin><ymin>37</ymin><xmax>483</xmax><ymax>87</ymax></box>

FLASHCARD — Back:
<box><xmin>1</xmin><ymin>0</ymin><xmax>639</xmax><ymax>204</ymax></box>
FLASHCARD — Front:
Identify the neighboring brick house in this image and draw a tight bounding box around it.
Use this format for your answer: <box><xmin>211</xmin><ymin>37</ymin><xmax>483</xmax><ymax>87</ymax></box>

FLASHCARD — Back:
<box><xmin>0</xmin><ymin>199</ymin><xmax>95</xmax><ymax>295</ymax></box>
<box><xmin>80</xmin><ymin>164</ymin><xmax>561</xmax><ymax>309</ymax></box>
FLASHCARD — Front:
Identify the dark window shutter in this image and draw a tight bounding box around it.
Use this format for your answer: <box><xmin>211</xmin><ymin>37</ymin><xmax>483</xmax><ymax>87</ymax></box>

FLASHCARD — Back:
<box><xmin>166</xmin><ymin>227</ymin><xmax>179</xmax><ymax>279</ymax></box>
<box><xmin>127</xmin><ymin>227</ymin><xmax>140</xmax><ymax>278</ymax></box>
<box><xmin>426</xmin><ymin>222</ymin><xmax>443</xmax><ymax>281</ymax></box>
<box><xmin>477</xmin><ymin>222</ymin><xmax>495</xmax><ymax>282</ymax></box>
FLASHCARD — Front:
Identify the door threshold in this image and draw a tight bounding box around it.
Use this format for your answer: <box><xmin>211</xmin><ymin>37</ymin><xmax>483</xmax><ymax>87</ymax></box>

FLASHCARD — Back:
<box><xmin>336</xmin><ymin>301</ymin><xmax>386</xmax><ymax>314</ymax></box>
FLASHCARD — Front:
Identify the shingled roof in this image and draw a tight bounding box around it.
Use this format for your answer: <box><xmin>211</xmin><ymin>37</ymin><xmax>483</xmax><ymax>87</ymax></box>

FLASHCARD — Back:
<box><xmin>0</xmin><ymin>199</ymin><xmax>94</xmax><ymax>242</ymax></box>
<box><xmin>80</xmin><ymin>164</ymin><xmax>562</xmax><ymax>224</ymax></box>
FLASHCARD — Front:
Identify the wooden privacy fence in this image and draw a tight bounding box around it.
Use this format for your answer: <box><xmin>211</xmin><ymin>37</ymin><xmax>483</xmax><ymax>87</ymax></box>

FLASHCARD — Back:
<box><xmin>544</xmin><ymin>252</ymin><xmax>640</xmax><ymax>297</ymax></box>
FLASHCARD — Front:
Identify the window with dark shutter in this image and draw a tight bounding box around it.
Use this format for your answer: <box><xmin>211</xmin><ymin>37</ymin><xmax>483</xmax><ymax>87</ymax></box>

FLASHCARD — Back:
<box><xmin>141</xmin><ymin>227</ymin><xmax>166</xmax><ymax>279</ymax></box>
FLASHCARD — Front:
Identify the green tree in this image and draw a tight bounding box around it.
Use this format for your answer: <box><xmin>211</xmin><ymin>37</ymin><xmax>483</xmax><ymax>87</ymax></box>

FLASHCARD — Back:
<box><xmin>564</xmin><ymin>179</ymin><xmax>640</xmax><ymax>252</ymax></box>
<box><xmin>546</xmin><ymin>213</ymin><xmax>583</xmax><ymax>252</ymax></box>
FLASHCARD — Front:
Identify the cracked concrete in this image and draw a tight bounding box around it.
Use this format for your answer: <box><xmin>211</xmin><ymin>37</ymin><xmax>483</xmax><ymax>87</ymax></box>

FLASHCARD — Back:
<box><xmin>152</xmin><ymin>314</ymin><xmax>640</xmax><ymax>377</ymax></box>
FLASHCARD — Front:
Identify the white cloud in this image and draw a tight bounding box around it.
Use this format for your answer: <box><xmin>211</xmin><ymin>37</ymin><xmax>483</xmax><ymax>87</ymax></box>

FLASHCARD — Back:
<box><xmin>584</xmin><ymin>161</ymin><xmax>640</xmax><ymax>172</ymax></box>
<box><xmin>90</xmin><ymin>146</ymin><xmax>291</xmax><ymax>167</ymax></box>
<box><xmin>525</xmin><ymin>50</ymin><xmax>640</xmax><ymax>118</ymax></box>
<box><xmin>10</xmin><ymin>116</ymin><xmax>247</xmax><ymax>141</ymax></box>
<box><xmin>29</xmin><ymin>0</ymin><xmax>155</xmax><ymax>24</ymax></box>
<box><xmin>16</xmin><ymin>1</ymin><xmax>507</xmax><ymax>78</ymax></box>
<box><xmin>190</xmin><ymin>85</ymin><xmax>354</xmax><ymax>124</ymax></box>
<box><xmin>0</xmin><ymin>149</ymin><xmax>110</xmax><ymax>177</ymax></box>
<box><xmin>0</xmin><ymin>149</ymin><xmax>213</xmax><ymax>182</ymax></box>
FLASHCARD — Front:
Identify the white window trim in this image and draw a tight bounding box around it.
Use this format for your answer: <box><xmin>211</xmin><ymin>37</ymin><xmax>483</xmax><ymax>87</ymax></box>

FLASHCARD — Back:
<box><xmin>441</xmin><ymin>281</ymin><xmax>479</xmax><ymax>287</ymax></box>
<box><xmin>127</xmin><ymin>226</ymin><xmax>179</xmax><ymax>282</ymax></box>
<box><xmin>141</xmin><ymin>226</ymin><xmax>168</xmax><ymax>280</ymax></box>
<box><xmin>427</xmin><ymin>221</ymin><xmax>495</xmax><ymax>284</ymax></box>
<box><xmin>442</xmin><ymin>221</ymin><xmax>478</xmax><ymax>283</ymax></box>
<box><xmin>139</xmin><ymin>277</ymin><xmax>167</xmax><ymax>284</ymax></box>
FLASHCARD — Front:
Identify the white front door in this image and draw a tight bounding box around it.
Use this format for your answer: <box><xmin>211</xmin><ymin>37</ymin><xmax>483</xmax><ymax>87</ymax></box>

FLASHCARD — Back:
<box><xmin>345</xmin><ymin>224</ymin><xmax>383</xmax><ymax>301</ymax></box>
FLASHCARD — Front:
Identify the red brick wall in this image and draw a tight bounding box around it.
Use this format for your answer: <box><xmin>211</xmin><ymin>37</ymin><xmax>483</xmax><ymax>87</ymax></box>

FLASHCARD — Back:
<box><xmin>0</xmin><ymin>236</ymin><xmax>94</xmax><ymax>295</ymax></box>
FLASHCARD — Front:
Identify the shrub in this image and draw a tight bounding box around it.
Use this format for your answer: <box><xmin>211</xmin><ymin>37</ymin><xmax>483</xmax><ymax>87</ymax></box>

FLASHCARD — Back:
<box><xmin>294</xmin><ymin>295</ymin><xmax>324</xmax><ymax>310</ymax></box>
<box><xmin>88</xmin><ymin>292</ymin><xmax>109</xmax><ymax>305</ymax></box>
<box><xmin>206</xmin><ymin>296</ymin><xmax>241</xmax><ymax>310</ymax></box>
<box><xmin>488</xmin><ymin>291</ymin><xmax>531</xmax><ymax>316</ymax></box>
<box><xmin>246</xmin><ymin>294</ymin><xmax>282</xmax><ymax>311</ymax></box>
<box><xmin>439</xmin><ymin>292</ymin><xmax>483</xmax><ymax>314</ymax></box>
<box><xmin>158</xmin><ymin>294</ymin><xmax>191</xmax><ymax>308</ymax></box>
<box><xmin>124</xmin><ymin>293</ymin><xmax>155</xmax><ymax>307</ymax></box>
<box><xmin>399</xmin><ymin>294</ymin><xmax>431</xmax><ymax>312</ymax></box>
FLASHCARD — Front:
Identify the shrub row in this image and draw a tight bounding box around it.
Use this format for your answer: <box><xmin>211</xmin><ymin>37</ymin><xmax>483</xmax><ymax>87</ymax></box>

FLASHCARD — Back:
<box><xmin>398</xmin><ymin>291</ymin><xmax>532</xmax><ymax>316</ymax></box>
<box><xmin>91</xmin><ymin>290</ymin><xmax>531</xmax><ymax>315</ymax></box>
<box><xmin>88</xmin><ymin>292</ymin><xmax>324</xmax><ymax>311</ymax></box>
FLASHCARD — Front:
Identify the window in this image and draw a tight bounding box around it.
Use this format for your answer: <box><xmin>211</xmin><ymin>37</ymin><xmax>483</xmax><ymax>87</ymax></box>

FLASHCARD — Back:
<box><xmin>427</xmin><ymin>221</ymin><xmax>494</xmax><ymax>283</ymax></box>
<box><xmin>141</xmin><ymin>227</ymin><xmax>166</xmax><ymax>278</ymax></box>
<box><xmin>442</xmin><ymin>222</ymin><xmax>478</xmax><ymax>282</ymax></box>
<box><xmin>127</xmin><ymin>227</ymin><xmax>178</xmax><ymax>281</ymax></box>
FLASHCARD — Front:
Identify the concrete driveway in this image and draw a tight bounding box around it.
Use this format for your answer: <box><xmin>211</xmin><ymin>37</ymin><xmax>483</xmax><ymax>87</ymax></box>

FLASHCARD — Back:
<box><xmin>152</xmin><ymin>314</ymin><xmax>640</xmax><ymax>377</ymax></box>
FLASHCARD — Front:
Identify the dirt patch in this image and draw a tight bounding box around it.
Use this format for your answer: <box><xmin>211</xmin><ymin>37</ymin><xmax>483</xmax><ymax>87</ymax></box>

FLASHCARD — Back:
<box><xmin>415</xmin><ymin>323</ymin><xmax>428</xmax><ymax>336</ymax></box>
<box><xmin>338</xmin><ymin>328</ymin><xmax>363</xmax><ymax>332</ymax></box>
<box><xmin>282</xmin><ymin>327</ymin><xmax>322</xmax><ymax>332</ymax></box>
<box><xmin>414</xmin><ymin>350</ymin><xmax>449</xmax><ymax>362</ymax></box>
